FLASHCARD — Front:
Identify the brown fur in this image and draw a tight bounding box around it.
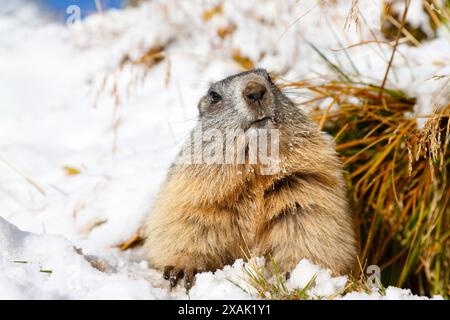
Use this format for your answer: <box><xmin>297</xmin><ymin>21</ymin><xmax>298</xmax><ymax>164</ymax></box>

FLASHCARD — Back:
<box><xmin>143</xmin><ymin>69</ymin><xmax>358</xmax><ymax>287</ymax></box>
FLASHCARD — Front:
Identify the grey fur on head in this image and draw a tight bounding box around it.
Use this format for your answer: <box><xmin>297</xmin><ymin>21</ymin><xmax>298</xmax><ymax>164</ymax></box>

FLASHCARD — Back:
<box><xmin>197</xmin><ymin>68</ymin><xmax>309</xmax><ymax>133</ymax></box>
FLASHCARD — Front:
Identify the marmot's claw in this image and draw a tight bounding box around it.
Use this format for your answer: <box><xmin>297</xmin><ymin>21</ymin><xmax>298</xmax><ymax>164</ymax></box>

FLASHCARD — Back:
<box><xmin>163</xmin><ymin>266</ymin><xmax>173</xmax><ymax>280</ymax></box>
<box><xmin>169</xmin><ymin>268</ymin><xmax>184</xmax><ymax>287</ymax></box>
<box><xmin>285</xmin><ymin>271</ymin><xmax>291</xmax><ymax>281</ymax></box>
<box><xmin>162</xmin><ymin>265</ymin><xmax>199</xmax><ymax>291</ymax></box>
<box><xmin>184</xmin><ymin>269</ymin><xmax>197</xmax><ymax>291</ymax></box>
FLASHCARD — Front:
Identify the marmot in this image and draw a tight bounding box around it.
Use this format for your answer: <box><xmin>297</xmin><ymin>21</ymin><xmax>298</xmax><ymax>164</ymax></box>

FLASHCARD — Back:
<box><xmin>143</xmin><ymin>68</ymin><xmax>357</xmax><ymax>289</ymax></box>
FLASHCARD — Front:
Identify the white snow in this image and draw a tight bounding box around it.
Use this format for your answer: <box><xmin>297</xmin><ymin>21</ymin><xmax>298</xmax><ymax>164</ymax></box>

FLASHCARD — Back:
<box><xmin>0</xmin><ymin>216</ymin><xmax>169</xmax><ymax>299</ymax></box>
<box><xmin>287</xmin><ymin>259</ymin><xmax>348</xmax><ymax>298</ymax></box>
<box><xmin>0</xmin><ymin>0</ymin><xmax>448</xmax><ymax>299</ymax></box>
<box><xmin>0</xmin><ymin>216</ymin><xmax>443</xmax><ymax>300</ymax></box>
<box><xmin>341</xmin><ymin>286</ymin><xmax>443</xmax><ymax>300</ymax></box>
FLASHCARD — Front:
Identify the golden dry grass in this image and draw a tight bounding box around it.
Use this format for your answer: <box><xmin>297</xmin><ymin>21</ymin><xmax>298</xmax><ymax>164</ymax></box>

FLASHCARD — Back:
<box><xmin>282</xmin><ymin>80</ymin><xmax>449</xmax><ymax>297</ymax></box>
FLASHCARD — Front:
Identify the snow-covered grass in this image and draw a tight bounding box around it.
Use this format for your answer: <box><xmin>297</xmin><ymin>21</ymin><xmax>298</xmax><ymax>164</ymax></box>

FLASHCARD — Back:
<box><xmin>0</xmin><ymin>0</ymin><xmax>448</xmax><ymax>299</ymax></box>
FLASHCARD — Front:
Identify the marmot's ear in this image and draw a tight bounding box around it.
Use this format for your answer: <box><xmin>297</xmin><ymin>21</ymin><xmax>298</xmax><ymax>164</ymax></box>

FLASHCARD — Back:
<box><xmin>197</xmin><ymin>96</ymin><xmax>208</xmax><ymax>116</ymax></box>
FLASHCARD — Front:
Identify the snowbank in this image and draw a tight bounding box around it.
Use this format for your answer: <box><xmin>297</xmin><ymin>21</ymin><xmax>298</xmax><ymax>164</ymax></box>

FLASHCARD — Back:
<box><xmin>1</xmin><ymin>216</ymin><xmax>442</xmax><ymax>300</ymax></box>
<box><xmin>0</xmin><ymin>216</ymin><xmax>168</xmax><ymax>299</ymax></box>
<box><xmin>0</xmin><ymin>0</ymin><xmax>448</xmax><ymax>299</ymax></box>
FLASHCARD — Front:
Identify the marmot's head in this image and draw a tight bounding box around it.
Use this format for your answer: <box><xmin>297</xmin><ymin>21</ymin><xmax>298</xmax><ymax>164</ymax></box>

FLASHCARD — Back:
<box><xmin>197</xmin><ymin>68</ymin><xmax>309</xmax><ymax>132</ymax></box>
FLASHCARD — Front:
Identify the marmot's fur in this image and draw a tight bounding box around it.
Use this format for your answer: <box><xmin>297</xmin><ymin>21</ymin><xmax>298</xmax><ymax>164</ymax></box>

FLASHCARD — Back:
<box><xmin>143</xmin><ymin>69</ymin><xmax>358</xmax><ymax>289</ymax></box>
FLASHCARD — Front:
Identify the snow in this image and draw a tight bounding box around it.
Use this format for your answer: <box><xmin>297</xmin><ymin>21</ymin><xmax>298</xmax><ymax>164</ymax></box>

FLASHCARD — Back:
<box><xmin>0</xmin><ymin>0</ymin><xmax>448</xmax><ymax>299</ymax></box>
<box><xmin>341</xmin><ymin>287</ymin><xmax>442</xmax><ymax>300</ymax></box>
<box><xmin>0</xmin><ymin>216</ymin><xmax>443</xmax><ymax>300</ymax></box>
<box><xmin>287</xmin><ymin>259</ymin><xmax>348</xmax><ymax>298</ymax></box>
<box><xmin>188</xmin><ymin>260</ymin><xmax>256</xmax><ymax>300</ymax></box>
<box><xmin>0</xmin><ymin>216</ymin><xmax>168</xmax><ymax>299</ymax></box>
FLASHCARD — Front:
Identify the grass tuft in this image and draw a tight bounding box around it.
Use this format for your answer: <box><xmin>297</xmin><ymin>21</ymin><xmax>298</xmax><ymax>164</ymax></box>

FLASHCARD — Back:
<box><xmin>240</xmin><ymin>257</ymin><xmax>318</xmax><ymax>300</ymax></box>
<box><xmin>282</xmin><ymin>79</ymin><xmax>449</xmax><ymax>297</ymax></box>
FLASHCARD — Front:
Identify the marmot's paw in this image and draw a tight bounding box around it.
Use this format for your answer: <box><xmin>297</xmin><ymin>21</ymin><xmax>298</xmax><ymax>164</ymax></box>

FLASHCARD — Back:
<box><xmin>163</xmin><ymin>265</ymin><xmax>200</xmax><ymax>290</ymax></box>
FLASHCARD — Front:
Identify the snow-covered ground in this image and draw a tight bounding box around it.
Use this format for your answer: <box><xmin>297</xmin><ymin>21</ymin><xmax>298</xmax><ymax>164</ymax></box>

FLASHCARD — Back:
<box><xmin>0</xmin><ymin>0</ymin><xmax>448</xmax><ymax>299</ymax></box>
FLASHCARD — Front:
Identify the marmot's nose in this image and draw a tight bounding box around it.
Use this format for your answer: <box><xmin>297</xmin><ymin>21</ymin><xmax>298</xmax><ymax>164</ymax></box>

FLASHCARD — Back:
<box><xmin>244</xmin><ymin>81</ymin><xmax>267</xmax><ymax>104</ymax></box>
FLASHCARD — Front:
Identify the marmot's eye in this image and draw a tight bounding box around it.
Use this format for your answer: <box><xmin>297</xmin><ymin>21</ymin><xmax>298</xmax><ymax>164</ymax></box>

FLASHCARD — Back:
<box><xmin>209</xmin><ymin>91</ymin><xmax>222</xmax><ymax>104</ymax></box>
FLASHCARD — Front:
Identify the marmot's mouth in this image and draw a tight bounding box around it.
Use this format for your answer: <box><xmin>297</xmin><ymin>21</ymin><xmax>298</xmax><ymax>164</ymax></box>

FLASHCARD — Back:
<box><xmin>248</xmin><ymin>116</ymin><xmax>272</xmax><ymax>130</ymax></box>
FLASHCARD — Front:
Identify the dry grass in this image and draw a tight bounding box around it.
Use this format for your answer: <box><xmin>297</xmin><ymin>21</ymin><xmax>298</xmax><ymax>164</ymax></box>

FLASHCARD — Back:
<box><xmin>280</xmin><ymin>80</ymin><xmax>449</xmax><ymax>297</ymax></box>
<box><xmin>381</xmin><ymin>0</ymin><xmax>450</xmax><ymax>44</ymax></box>
<box><xmin>238</xmin><ymin>257</ymin><xmax>319</xmax><ymax>300</ymax></box>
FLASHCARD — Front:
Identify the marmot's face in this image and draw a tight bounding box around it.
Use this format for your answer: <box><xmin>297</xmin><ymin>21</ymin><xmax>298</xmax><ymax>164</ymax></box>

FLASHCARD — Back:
<box><xmin>197</xmin><ymin>69</ymin><xmax>294</xmax><ymax>131</ymax></box>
